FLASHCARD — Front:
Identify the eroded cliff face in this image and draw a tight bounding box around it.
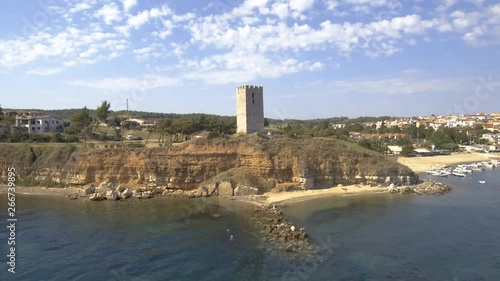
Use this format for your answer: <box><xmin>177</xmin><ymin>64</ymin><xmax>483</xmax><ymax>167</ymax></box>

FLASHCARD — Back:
<box><xmin>0</xmin><ymin>136</ymin><xmax>418</xmax><ymax>190</ymax></box>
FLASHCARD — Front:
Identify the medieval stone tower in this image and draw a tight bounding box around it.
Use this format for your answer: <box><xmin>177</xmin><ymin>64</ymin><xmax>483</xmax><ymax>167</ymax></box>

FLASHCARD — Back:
<box><xmin>236</xmin><ymin>85</ymin><xmax>264</xmax><ymax>134</ymax></box>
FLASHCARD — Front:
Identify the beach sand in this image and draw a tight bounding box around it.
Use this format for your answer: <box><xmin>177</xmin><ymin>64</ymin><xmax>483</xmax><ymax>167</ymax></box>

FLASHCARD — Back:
<box><xmin>398</xmin><ymin>152</ymin><xmax>500</xmax><ymax>173</ymax></box>
<box><xmin>257</xmin><ymin>185</ymin><xmax>387</xmax><ymax>206</ymax></box>
<box><xmin>0</xmin><ymin>185</ymin><xmax>82</xmax><ymax>197</ymax></box>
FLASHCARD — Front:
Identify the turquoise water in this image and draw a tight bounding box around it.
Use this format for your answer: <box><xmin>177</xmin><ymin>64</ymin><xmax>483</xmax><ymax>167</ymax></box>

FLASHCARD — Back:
<box><xmin>1</xmin><ymin>169</ymin><xmax>500</xmax><ymax>280</ymax></box>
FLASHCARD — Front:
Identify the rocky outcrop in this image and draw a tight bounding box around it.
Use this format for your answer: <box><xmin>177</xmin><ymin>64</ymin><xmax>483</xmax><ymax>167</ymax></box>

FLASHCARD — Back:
<box><xmin>234</xmin><ymin>185</ymin><xmax>259</xmax><ymax>196</ymax></box>
<box><xmin>106</xmin><ymin>190</ymin><xmax>120</xmax><ymax>200</ymax></box>
<box><xmin>122</xmin><ymin>188</ymin><xmax>133</xmax><ymax>199</ymax></box>
<box><xmin>387</xmin><ymin>181</ymin><xmax>451</xmax><ymax>195</ymax></box>
<box><xmin>253</xmin><ymin>205</ymin><xmax>311</xmax><ymax>253</ymax></box>
<box><xmin>0</xmin><ymin>136</ymin><xmax>418</xmax><ymax>191</ymax></box>
<box><xmin>412</xmin><ymin>181</ymin><xmax>451</xmax><ymax>195</ymax></box>
<box><xmin>83</xmin><ymin>184</ymin><xmax>95</xmax><ymax>195</ymax></box>
<box><xmin>89</xmin><ymin>193</ymin><xmax>106</xmax><ymax>201</ymax></box>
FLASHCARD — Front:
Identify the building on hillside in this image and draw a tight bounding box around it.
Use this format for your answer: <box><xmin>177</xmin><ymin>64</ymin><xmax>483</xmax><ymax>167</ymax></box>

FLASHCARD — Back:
<box><xmin>387</xmin><ymin>145</ymin><xmax>403</xmax><ymax>155</ymax></box>
<box><xmin>15</xmin><ymin>116</ymin><xmax>64</xmax><ymax>133</ymax></box>
<box><xmin>236</xmin><ymin>85</ymin><xmax>264</xmax><ymax>134</ymax></box>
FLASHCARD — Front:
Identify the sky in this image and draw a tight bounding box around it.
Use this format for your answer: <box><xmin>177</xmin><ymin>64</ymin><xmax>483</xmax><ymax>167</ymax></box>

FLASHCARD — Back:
<box><xmin>0</xmin><ymin>0</ymin><xmax>499</xmax><ymax>119</ymax></box>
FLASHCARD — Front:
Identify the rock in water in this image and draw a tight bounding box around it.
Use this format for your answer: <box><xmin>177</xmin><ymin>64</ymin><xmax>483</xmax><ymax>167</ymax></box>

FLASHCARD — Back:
<box><xmin>89</xmin><ymin>193</ymin><xmax>105</xmax><ymax>201</ymax></box>
<box><xmin>83</xmin><ymin>184</ymin><xmax>95</xmax><ymax>195</ymax></box>
<box><xmin>67</xmin><ymin>194</ymin><xmax>78</xmax><ymax>200</ymax></box>
<box><xmin>122</xmin><ymin>189</ymin><xmax>133</xmax><ymax>199</ymax></box>
<box><xmin>106</xmin><ymin>190</ymin><xmax>120</xmax><ymax>200</ymax></box>
<box><xmin>116</xmin><ymin>185</ymin><xmax>126</xmax><ymax>192</ymax></box>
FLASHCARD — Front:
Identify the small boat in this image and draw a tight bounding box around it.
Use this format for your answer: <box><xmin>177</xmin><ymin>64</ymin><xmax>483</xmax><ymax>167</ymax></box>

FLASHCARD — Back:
<box><xmin>472</xmin><ymin>167</ymin><xmax>485</xmax><ymax>171</ymax></box>
<box><xmin>479</xmin><ymin>181</ymin><xmax>486</xmax><ymax>184</ymax></box>
<box><xmin>431</xmin><ymin>171</ymin><xmax>449</xmax><ymax>177</ymax></box>
<box><xmin>453</xmin><ymin>168</ymin><xmax>472</xmax><ymax>174</ymax></box>
<box><xmin>452</xmin><ymin>172</ymin><xmax>466</xmax><ymax>177</ymax></box>
<box><xmin>482</xmin><ymin>162</ymin><xmax>494</xmax><ymax>168</ymax></box>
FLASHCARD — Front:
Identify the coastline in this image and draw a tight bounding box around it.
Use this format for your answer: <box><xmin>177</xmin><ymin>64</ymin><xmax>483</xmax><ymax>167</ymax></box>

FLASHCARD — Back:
<box><xmin>398</xmin><ymin>152</ymin><xmax>500</xmax><ymax>173</ymax></box>
<box><xmin>0</xmin><ymin>184</ymin><xmax>388</xmax><ymax>206</ymax></box>
<box><xmin>0</xmin><ymin>185</ymin><xmax>83</xmax><ymax>197</ymax></box>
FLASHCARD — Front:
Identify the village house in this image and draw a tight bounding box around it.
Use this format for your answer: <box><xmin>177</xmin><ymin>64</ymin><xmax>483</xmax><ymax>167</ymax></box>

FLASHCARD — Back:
<box><xmin>387</xmin><ymin>145</ymin><xmax>403</xmax><ymax>155</ymax></box>
<box><xmin>15</xmin><ymin>116</ymin><xmax>64</xmax><ymax>133</ymax></box>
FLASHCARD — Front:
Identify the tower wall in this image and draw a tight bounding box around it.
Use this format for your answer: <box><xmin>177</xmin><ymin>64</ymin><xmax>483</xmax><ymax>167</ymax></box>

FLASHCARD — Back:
<box><xmin>236</xmin><ymin>85</ymin><xmax>264</xmax><ymax>134</ymax></box>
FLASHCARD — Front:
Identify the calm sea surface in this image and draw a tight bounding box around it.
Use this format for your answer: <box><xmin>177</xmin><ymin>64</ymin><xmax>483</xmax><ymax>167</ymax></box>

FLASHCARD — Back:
<box><xmin>1</xmin><ymin>168</ymin><xmax>500</xmax><ymax>281</ymax></box>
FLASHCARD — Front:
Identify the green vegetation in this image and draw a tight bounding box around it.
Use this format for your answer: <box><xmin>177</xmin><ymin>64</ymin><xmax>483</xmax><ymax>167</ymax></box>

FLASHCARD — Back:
<box><xmin>401</xmin><ymin>144</ymin><xmax>415</xmax><ymax>157</ymax></box>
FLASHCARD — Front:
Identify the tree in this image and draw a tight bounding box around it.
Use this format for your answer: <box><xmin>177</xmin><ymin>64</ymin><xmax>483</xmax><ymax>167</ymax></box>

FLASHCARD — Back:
<box><xmin>400</xmin><ymin>144</ymin><xmax>415</xmax><ymax>157</ymax></box>
<box><xmin>70</xmin><ymin>107</ymin><xmax>91</xmax><ymax>145</ymax></box>
<box><xmin>431</xmin><ymin>128</ymin><xmax>453</xmax><ymax>149</ymax></box>
<box><xmin>156</xmin><ymin>119</ymin><xmax>173</xmax><ymax>144</ymax></box>
<box><xmin>93</xmin><ymin>101</ymin><xmax>111</xmax><ymax>134</ymax></box>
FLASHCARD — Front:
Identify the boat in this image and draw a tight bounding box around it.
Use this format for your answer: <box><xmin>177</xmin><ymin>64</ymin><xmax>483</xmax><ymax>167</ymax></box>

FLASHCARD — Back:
<box><xmin>431</xmin><ymin>171</ymin><xmax>449</xmax><ymax>177</ymax></box>
<box><xmin>479</xmin><ymin>181</ymin><xmax>486</xmax><ymax>184</ymax></box>
<box><xmin>472</xmin><ymin>167</ymin><xmax>485</xmax><ymax>171</ymax></box>
<box><xmin>453</xmin><ymin>167</ymin><xmax>472</xmax><ymax>174</ymax></box>
<box><xmin>482</xmin><ymin>162</ymin><xmax>494</xmax><ymax>168</ymax></box>
<box><xmin>452</xmin><ymin>172</ymin><xmax>466</xmax><ymax>177</ymax></box>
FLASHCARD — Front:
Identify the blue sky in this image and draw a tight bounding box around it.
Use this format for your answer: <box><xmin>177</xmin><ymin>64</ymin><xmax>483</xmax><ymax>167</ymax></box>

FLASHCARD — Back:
<box><xmin>0</xmin><ymin>0</ymin><xmax>499</xmax><ymax>119</ymax></box>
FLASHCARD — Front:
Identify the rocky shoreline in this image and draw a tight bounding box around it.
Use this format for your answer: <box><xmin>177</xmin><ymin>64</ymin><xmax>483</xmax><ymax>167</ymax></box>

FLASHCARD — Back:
<box><xmin>252</xmin><ymin>205</ymin><xmax>312</xmax><ymax>253</ymax></box>
<box><xmin>0</xmin><ymin>179</ymin><xmax>451</xmax><ymax>256</ymax></box>
<box><xmin>387</xmin><ymin>181</ymin><xmax>452</xmax><ymax>195</ymax></box>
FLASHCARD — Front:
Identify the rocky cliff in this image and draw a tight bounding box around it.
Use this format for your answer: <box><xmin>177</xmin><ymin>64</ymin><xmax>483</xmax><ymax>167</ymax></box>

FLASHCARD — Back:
<box><xmin>0</xmin><ymin>135</ymin><xmax>418</xmax><ymax>190</ymax></box>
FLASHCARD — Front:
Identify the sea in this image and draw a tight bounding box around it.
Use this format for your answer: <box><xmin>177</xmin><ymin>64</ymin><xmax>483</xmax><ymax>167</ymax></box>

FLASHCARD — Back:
<box><xmin>1</xmin><ymin>168</ymin><xmax>499</xmax><ymax>281</ymax></box>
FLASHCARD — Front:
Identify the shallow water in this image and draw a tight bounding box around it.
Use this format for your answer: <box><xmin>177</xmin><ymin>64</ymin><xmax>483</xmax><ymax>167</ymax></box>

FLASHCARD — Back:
<box><xmin>1</xmin><ymin>169</ymin><xmax>499</xmax><ymax>280</ymax></box>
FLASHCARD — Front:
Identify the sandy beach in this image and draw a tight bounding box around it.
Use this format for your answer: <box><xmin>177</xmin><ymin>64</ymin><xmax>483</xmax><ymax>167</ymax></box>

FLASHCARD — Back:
<box><xmin>398</xmin><ymin>152</ymin><xmax>500</xmax><ymax>173</ymax></box>
<box><xmin>256</xmin><ymin>184</ymin><xmax>387</xmax><ymax>206</ymax></box>
<box><xmin>0</xmin><ymin>185</ymin><xmax>86</xmax><ymax>197</ymax></box>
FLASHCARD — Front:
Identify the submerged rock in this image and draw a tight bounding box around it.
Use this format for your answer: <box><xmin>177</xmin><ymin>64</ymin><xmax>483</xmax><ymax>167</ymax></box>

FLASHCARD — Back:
<box><xmin>67</xmin><ymin>193</ymin><xmax>79</xmax><ymax>200</ymax></box>
<box><xmin>413</xmin><ymin>181</ymin><xmax>451</xmax><ymax>195</ymax></box>
<box><xmin>252</xmin><ymin>204</ymin><xmax>312</xmax><ymax>254</ymax></box>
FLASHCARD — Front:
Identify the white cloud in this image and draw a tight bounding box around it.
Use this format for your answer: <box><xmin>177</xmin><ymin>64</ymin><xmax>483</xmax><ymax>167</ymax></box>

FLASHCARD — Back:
<box><xmin>2</xmin><ymin>0</ymin><xmax>500</xmax><ymax>87</ymax></box>
<box><xmin>70</xmin><ymin>3</ymin><xmax>92</xmax><ymax>14</ymax></box>
<box><xmin>117</xmin><ymin>5</ymin><xmax>172</xmax><ymax>36</ymax></box>
<box><xmin>128</xmin><ymin>10</ymin><xmax>150</xmax><ymax>29</ymax></box>
<box><xmin>0</xmin><ymin>26</ymin><xmax>126</xmax><ymax>68</ymax></box>
<box><xmin>122</xmin><ymin>0</ymin><xmax>138</xmax><ymax>13</ymax></box>
<box><xmin>68</xmin><ymin>75</ymin><xmax>181</xmax><ymax>92</ymax></box>
<box><xmin>290</xmin><ymin>0</ymin><xmax>315</xmax><ymax>13</ymax></box>
<box><xmin>181</xmin><ymin>50</ymin><xmax>324</xmax><ymax>84</ymax></box>
<box><xmin>95</xmin><ymin>3</ymin><xmax>122</xmax><ymax>24</ymax></box>
<box><xmin>324</xmin><ymin>76</ymin><xmax>472</xmax><ymax>96</ymax></box>
<box><xmin>25</xmin><ymin>67</ymin><xmax>64</xmax><ymax>76</ymax></box>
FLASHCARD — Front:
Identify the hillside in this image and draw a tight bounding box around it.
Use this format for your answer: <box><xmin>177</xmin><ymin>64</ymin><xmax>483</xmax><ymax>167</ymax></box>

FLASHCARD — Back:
<box><xmin>0</xmin><ymin>134</ymin><xmax>417</xmax><ymax>190</ymax></box>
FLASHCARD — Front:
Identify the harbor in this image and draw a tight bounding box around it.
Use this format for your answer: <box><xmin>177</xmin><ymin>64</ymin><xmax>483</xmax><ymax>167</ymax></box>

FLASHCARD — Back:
<box><xmin>425</xmin><ymin>160</ymin><xmax>498</xmax><ymax>180</ymax></box>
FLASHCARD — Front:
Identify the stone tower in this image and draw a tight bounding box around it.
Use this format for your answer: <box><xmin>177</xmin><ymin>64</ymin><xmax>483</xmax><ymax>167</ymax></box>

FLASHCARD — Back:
<box><xmin>236</xmin><ymin>85</ymin><xmax>264</xmax><ymax>134</ymax></box>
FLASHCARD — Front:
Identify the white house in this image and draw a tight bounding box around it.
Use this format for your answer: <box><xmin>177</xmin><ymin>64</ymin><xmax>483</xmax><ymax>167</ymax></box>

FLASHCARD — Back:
<box><xmin>387</xmin><ymin>145</ymin><xmax>403</xmax><ymax>155</ymax></box>
<box><xmin>16</xmin><ymin>116</ymin><xmax>64</xmax><ymax>133</ymax></box>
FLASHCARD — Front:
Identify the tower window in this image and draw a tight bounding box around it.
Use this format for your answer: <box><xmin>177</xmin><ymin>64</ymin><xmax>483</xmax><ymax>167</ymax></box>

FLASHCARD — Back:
<box><xmin>252</xmin><ymin>99</ymin><xmax>255</xmax><ymax>104</ymax></box>
<box><xmin>252</xmin><ymin>92</ymin><xmax>255</xmax><ymax>98</ymax></box>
